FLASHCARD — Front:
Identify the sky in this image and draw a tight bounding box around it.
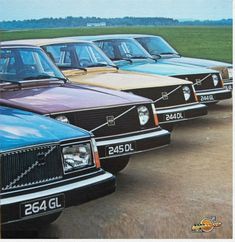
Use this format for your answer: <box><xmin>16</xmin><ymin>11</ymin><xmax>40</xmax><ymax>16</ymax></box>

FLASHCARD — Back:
<box><xmin>0</xmin><ymin>0</ymin><xmax>232</xmax><ymax>21</ymax></box>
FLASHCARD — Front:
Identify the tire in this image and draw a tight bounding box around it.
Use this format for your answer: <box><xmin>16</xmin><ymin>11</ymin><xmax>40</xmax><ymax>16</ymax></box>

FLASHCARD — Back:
<box><xmin>160</xmin><ymin>124</ymin><xmax>174</xmax><ymax>132</ymax></box>
<box><xmin>101</xmin><ymin>156</ymin><xmax>130</xmax><ymax>174</ymax></box>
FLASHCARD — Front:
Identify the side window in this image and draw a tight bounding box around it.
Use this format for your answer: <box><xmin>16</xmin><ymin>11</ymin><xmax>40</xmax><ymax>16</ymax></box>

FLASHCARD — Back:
<box><xmin>99</xmin><ymin>42</ymin><xmax>115</xmax><ymax>59</ymax></box>
<box><xmin>39</xmin><ymin>53</ymin><xmax>54</xmax><ymax>74</ymax></box>
<box><xmin>118</xmin><ymin>42</ymin><xmax>132</xmax><ymax>57</ymax></box>
<box><xmin>45</xmin><ymin>46</ymin><xmax>62</xmax><ymax>64</ymax></box>
<box><xmin>64</xmin><ymin>51</ymin><xmax>72</xmax><ymax>64</ymax></box>
<box><xmin>76</xmin><ymin>45</ymin><xmax>91</xmax><ymax>60</ymax></box>
<box><xmin>0</xmin><ymin>50</ymin><xmax>17</xmax><ymax>74</ymax></box>
<box><xmin>92</xmin><ymin>48</ymin><xmax>105</xmax><ymax>62</ymax></box>
<box><xmin>20</xmin><ymin>51</ymin><xmax>36</xmax><ymax>65</ymax></box>
<box><xmin>75</xmin><ymin>45</ymin><xmax>94</xmax><ymax>67</ymax></box>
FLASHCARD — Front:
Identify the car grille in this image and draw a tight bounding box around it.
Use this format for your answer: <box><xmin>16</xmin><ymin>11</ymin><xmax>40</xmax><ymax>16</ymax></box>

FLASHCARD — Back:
<box><xmin>172</xmin><ymin>73</ymin><xmax>223</xmax><ymax>91</ymax></box>
<box><xmin>1</xmin><ymin>145</ymin><xmax>63</xmax><ymax>192</ymax></box>
<box><xmin>128</xmin><ymin>85</ymin><xmax>196</xmax><ymax>108</ymax></box>
<box><xmin>52</xmin><ymin>104</ymin><xmax>155</xmax><ymax>137</ymax></box>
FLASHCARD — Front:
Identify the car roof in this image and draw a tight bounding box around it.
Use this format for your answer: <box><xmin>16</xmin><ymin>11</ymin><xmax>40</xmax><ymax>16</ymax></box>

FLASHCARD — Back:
<box><xmin>1</xmin><ymin>38</ymin><xmax>93</xmax><ymax>47</ymax></box>
<box><xmin>0</xmin><ymin>43</ymin><xmax>41</xmax><ymax>48</ymax></box>
<box><xmin>67</xmin><ymin>34</ymin><xmax>146</xmax><ymax>42</ymax></box>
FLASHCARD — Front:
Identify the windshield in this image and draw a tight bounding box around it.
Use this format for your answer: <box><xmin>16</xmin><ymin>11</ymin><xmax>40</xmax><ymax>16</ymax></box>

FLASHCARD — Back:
<box><xmin>95</xmin><ymin>39</ymin><xmax>151</xmax><ymax>61</ymax></box>
<box><xmin>135</xmin><ymin>36</ymin><xmax>179</xmax><ymax>56</ymax></box>
<box><xmin>0</xmin><ymin>47</ymin><xmax>65</xmax><ymax>82</ymax></box>
<box><xmin>43</xmin><ymin>42</ymin><xmax>114</xmax><ymax>69</ymax></box>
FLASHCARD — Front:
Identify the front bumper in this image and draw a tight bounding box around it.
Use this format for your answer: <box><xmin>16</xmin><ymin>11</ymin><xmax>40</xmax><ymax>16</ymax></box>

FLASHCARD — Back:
<box><xmin>156</xmin><ymin>103</ymin><xmax>208</xmax><ymax>124</ymax></box>
<box><xmin>96</xmin><ymin>127</ymin><xmax>170</xmax><ymax>159</ymax></box>
<box><xmin>1</xmin><ymin>170</ymin><xmax>115</xmax><ymax>225</ymax></box>
<box><xmin>196</xmin><ymin>88</ymin><xmax>232</xmax><ymax>103</ymax></box>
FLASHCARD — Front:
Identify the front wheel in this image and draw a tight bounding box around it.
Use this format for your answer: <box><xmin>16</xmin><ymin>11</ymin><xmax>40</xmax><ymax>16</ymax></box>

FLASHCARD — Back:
<box><xmin>101</xmin><ymin>157</ymin><xmax>130</xmax><ymax>174</ymax></box>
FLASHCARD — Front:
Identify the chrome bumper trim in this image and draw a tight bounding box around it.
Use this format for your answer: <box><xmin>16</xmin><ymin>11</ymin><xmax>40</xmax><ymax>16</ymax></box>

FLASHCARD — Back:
<box><xmin>0</xmin><ymin>172</ymin><xmax>113</xmax><ymax>205</ymax></box>
<box><xmin>156</xmin><ymin>103</ymin><xmax>206</xmax><ymax>114</ymax></box>
<box><xmin>196</xmin><ymin>89</ymin><xmax>231</xmax><ymax>96</ymax></box>
<box><xmin>96</xmin><ymin>129</ymin><xmax>169</xmax><ymax>146</ymax></box>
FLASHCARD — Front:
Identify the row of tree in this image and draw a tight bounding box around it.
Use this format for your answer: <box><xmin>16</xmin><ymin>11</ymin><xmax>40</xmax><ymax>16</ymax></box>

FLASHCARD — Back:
<box><xmin>0</xmin><ymin>16</ymin><xmax>232</xmax><ymax>30</ymax></box>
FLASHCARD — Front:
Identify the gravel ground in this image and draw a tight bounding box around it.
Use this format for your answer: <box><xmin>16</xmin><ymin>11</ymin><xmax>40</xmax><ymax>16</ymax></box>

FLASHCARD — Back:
<box><xmin>6</xmin><ymin>99</ymin><xmax>233</xmax><ymax>239</ymax></box>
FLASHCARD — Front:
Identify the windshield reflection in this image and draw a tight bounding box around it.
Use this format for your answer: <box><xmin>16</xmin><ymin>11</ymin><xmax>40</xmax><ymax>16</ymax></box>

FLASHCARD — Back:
<box><xmin>0</xmin><ymin>47</ymin><xmax>65</xmax><ymax>83</ymax></box>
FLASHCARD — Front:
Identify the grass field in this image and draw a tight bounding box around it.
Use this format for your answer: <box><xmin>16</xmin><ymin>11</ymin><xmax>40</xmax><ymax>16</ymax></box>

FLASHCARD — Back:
<box><xmin>0</xmin><ymin>26</ymin><xmax>232</xmax><ymax>63</ymax></box>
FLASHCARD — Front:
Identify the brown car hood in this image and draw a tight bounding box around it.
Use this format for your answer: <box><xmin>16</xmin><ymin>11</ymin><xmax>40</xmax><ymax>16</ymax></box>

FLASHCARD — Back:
<box><xmin>63</xmin><ymin>67</ymin><xmax>192</xmax><ymax>91</ymax></box>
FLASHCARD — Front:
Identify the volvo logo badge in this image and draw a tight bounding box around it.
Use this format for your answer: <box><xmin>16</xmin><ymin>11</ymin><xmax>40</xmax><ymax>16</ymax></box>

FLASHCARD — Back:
<box><xmin>196</xmin><ymin>79</ymin><xmax>202</xmax><ymax>85</ymax></box>
<box><xmin>162</xmin><ymin>92</ymin><xmax>168</xmax><ymax>100</ymax></box>
<box><xmin>37</xmin><ymin>152</ymin><xmax>47</xmax><ymax>166</ymax></box>
<box><xmin>106</xmin><ymin>116</ymin><xmax>116</xmax><ymax>126</ymax></box>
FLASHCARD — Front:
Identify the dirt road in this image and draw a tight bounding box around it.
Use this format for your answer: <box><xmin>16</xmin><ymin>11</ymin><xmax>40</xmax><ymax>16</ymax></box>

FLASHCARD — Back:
<box><xmin>28</xmin><ymin>99</ymin><xmax>235</xmax><ymax>238</ymax></box>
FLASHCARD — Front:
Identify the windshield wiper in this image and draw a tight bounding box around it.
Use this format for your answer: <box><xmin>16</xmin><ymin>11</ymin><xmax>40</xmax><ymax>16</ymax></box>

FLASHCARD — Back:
<box><xmin>86</xmin><ymin>63</ymin><xmax>119</xmax><ymax>69</ymax></box>
<box><xmin>130</xmin><ymin>56</ymin><xmax>158</xmax><ymax>61</ymax></box>
<box><xmin>160</xmin><ymin>52</ymin><xmax>181</xmax><ymax>57</ymax></box>
<box><xmin>59</xmin><ymin>66</ymin><xmax>87</xmax><ymax>72</ymax></box>
<box><xmin>23</xmin><ymin>74</ymin><xmax>67</xmax><ymax>82</ymax></box>
<box><xmin>112</xmin><ymin>58</ymin><xmax>133</xmax><ymax>63</ymax></box>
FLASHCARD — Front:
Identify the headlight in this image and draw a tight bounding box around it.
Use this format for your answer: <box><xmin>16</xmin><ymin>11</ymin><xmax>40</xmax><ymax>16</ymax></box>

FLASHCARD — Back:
<box><xmin>55</xmin><ymin>115</ymin><xmax>70</xmax><ymax>123</ymax></box>
<box><xmin>182</xmin><ymin>86</ymin><xmax>191</xmax><ymax>101</ymax></box>
<box><xmin>228</xmin><ymin>68</ymin><xmax>233</xmax><ymax>79</ymax></box>
<box><xmin>212</xmin><ymin>74</ymin><xmax>219</xmax><ymax>86</ymax></box>
<box><xmin>62</xmin><ymin>143</ymin><xmax>93</xmax><ymax>173</ymax></box>
<box><xmin>137</xmin><ymin>106</ymin><xmax>149</xmax><ymax>126</ymax></box>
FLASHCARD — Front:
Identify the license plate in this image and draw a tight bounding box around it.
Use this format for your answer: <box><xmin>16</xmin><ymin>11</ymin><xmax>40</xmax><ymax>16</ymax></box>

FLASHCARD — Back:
<box><xmin>106</xmin><ymin>142</ymin><xmax>136</xmax><ymax>157</ymax></box>
<box><xmin>164</xmin><ymin>112</ymin><xmax>185</xmax><ymax>122</ymax></box>
<box><xmin>20</xmin><ymin>194</ymin><xmax>65</xmax><ymax>218</ymax></box>
<box><xmin>199</xmin><ymin>95</ymin><xmax>215</xmax><ymax>102</ymax></box>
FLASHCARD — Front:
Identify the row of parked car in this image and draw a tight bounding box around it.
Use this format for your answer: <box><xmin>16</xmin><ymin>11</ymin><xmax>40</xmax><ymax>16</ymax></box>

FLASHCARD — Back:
<box><xmin>0</xmin><ymin>34</ymin><xmax>233</xmax><ymax>230</ymax></box>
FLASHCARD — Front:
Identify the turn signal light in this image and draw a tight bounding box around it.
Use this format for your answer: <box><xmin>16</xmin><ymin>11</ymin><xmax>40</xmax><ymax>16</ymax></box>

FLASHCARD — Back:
<box><xmin>94</xmin><ymin>151</ymin><xmax>101</xmax><ymax>168</ymax></box>
<box><xmin>192</xmin><ymin>86</ymin><xmax>198</xmax><ymax>102</ymax></box>
<box><xmin>151</xmin><ymin>103</ymin><xmax>159</xmax><ymax>126</ymax></box>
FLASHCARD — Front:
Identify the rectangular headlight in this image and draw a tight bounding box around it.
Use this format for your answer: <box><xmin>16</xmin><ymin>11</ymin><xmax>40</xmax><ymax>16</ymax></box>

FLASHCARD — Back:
<box><xmin>228</xmin><ymin>68</ymin><xmax>233</xmax><ymax>79</ymax></box>
<box><xmin>62</xmin><ymin>143</ymin><xmax>93</xmax><ymax>173</ymax></box>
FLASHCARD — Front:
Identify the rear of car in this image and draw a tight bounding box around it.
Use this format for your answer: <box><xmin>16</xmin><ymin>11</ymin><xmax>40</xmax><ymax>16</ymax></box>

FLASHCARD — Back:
<box><xmin>0</xmin><ymin>107</ymin><xmax>115</xmax><ymax>228</ymax></box>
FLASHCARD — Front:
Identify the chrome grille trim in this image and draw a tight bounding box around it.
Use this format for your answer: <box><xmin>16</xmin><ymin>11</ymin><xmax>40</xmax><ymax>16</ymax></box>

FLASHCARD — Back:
<box><xmin>1</xmin><ymin>145</ymin><xmax>63</xmax><ymax>192</ymax></box>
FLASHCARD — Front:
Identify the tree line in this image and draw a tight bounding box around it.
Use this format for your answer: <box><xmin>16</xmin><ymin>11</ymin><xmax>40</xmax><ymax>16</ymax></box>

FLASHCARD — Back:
<box><xmin>0</xmin><ymin>16</ymin><xmax>232</xmax><ymax>30</ymax></box>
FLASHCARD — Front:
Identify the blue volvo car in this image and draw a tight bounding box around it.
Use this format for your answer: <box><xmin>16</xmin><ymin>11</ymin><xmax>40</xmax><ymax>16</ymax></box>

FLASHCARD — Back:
<box><xmin>0</xmin><ymin>106</ymin><xmax>115</xmax><ymax>229</ymax></box>
<box><xmin>72</xmin><ymin>35</ymin><xmax>232</xmax><ymax>105</ymax></box>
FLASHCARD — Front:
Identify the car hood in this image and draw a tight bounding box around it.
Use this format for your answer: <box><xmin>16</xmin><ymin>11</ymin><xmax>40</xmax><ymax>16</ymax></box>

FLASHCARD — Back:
<box><xmin>159</xmin><ymin>56</ymin><xmax>232</xmax><ymax>69</ymax></box>
<box><xmin>63</xmin><ymin>68</ymin><xmax>193</xmax><ymax>91</ymax></box>
<box><xmin>0</xmin><ymin>106</ymin><xmax>90</xmax><ymax>152</ymax></box>
<box><xmin>0</xmin><ymin>83</ymin><xmax>149</xmax><ymax>114</ymax></box>
<box><xmin>117</xmin><ymin>60</ymin><xmax>218</xmax><ymax>76</ymax></box>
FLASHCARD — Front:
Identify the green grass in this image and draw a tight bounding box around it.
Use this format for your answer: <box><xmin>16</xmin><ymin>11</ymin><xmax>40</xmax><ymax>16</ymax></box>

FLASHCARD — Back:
<box><xmin>0</xmin><ymin>26</ymin><xmax>232</xmax><ymax>63</ymax></box>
